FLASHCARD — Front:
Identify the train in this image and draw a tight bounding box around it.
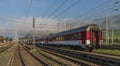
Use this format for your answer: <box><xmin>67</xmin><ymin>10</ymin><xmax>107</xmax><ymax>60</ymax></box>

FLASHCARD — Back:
<box><xmin>34</xmin><ymin>24</ymin><xmax>102</xmax><ymax>51</ymax></box>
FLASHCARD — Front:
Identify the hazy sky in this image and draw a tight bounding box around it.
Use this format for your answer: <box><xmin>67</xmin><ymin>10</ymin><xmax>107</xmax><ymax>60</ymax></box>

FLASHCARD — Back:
<box><xmin>0</xmin><ymin>0</ymin><xmax>119</xmax><ymax>37</ymax></box>
<box><xmin>0</xmin><ymin>0</ymin><xmax>107</xmax><ymax>18</ymax></box>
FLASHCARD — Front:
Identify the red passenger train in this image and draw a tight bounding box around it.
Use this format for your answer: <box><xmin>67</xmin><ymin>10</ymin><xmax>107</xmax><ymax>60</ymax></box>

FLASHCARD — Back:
<box><xmin>37</xmin><ymin>24</ymin><xmax>102</xmax><ymax>51</ymax></box>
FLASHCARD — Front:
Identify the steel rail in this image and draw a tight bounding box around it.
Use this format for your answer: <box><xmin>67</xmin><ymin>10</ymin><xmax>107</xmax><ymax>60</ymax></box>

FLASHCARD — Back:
<box><xmin>38</xmin><ymin>45</ymin><xmax>120</xmax><ymax>66</ymax></box>
<box><xmin>23</xmin><ymin>46</ymin><xmax>49</xmax><ymax>66</ymax></box>
<box><xmin>18</xmin><ymin>45</ymin><xmax>26</xmax><ymax>66</ymax></box>
<box><xmin>37</xmin><ymin>48</ymin><xmax>97</xmax><ymax>66</ymax></box>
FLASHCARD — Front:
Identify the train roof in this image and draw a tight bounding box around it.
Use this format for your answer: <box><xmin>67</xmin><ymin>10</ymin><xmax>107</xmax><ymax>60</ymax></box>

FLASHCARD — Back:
<box><xmin>40</xmin><ymin>24</ymin><xmax>101</xmax><ymax>39</ymax></box>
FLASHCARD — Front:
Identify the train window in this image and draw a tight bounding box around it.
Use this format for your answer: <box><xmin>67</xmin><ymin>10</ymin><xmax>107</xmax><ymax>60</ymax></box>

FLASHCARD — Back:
<box><xmin>55</xmin><ymin>37</ymin><xmax>57</xmax><ymax>41</ymax></box>
<box><xmin>68</xmin><ymin>35</ymin><xmax>70</xmax><ymax>40</ymax></box>
<box><xmin>78</xmin><ymin>32</ymin><xmax>81</xmax><ymax>39</ymax></box>
<box><xmin>63</xmin><ymin>35</ymin><xmax>66</xmax><ymax>40</ymax></box>
<box><xmin>58</xmin><ymin>36</ymin><xmax>60</xmax><ymax>41</ymax></box>
<box><xmin>67</xmin><ymin>35</ymin><xmax>69</xmax><ymax>40</ymax></box>
<box><xmin>74</xmin><ymin>33</ymin><xmax>77</xmax><ymax>40</ymax></box>
<box><xmin>73</xmin><ymin>32</ymin><xmax>80</xmax><ymax>40</ymax></box>
<box><xmin>61</xmin><ymin>36</ymin><xmax>65</xmax><ymax>41</ymax></box>
<box><xmin>69</xmin><ymin>34</ymin><xmax>73</xmax><ymax>40</ymax></box>
<box><xmin>65</xmin><ymin>35</ymin><xmax>68</xmax><ymax>40</ymax></box>
<box><xmin>81</xmin><ymin>31</ymin><xmax>86</xmax><ymax>40</ymax></box>
<box><xmin>92</xmin><ymin>31</ymin><xmax>98</xmax><ymax>38</ymax></box>
<box><xmin>60</xmin><ymin>36</ymin><xmax>62</xmax><ymax>41</ymax></box>
<box><xmin>94</xmin><ymin>32</ymin><xmax>98</xmax><ymax>38</ymax></box>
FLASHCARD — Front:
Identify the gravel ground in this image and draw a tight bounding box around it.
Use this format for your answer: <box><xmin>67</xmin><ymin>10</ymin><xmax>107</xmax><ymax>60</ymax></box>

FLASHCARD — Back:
<box><xmin>12</xmin><ymin>45</ymin><xmax>23</xmax><ymax>66</ymax></box>
<box><xmin>0</xmin><ymin>44</ymin><xmax>15</xmax><ymax>66</ymax></box>
<box><xmin>20</xmin><ymin>45</ymin><xmax>43</xmax><ymax>66</ymax></box>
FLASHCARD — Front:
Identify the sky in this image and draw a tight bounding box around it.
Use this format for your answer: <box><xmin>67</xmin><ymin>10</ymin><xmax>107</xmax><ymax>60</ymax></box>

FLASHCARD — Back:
<box><xmin>0</xmin><ymin>0</ymin><xmax>119</xmax><ymax>38</ymax></box>
<box><xmin>0</xmin><ymin>0</ymin><xmax>106</xmax><ymax>18</ymax></box>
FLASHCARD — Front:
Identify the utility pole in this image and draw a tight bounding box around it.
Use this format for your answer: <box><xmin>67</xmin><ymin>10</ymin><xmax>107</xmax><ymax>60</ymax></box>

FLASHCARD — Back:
<box><xmin>14</xmin><ymin>28</ymin><xmax>19</xmax><ymax>43</ymax></box>
<box><xmin>64</xmin><ymin>19</ymin><xmax>67</xmax><ymax>31</ymax></box>
<box><xmin>57</xmin><ymin>22</ymin><xmax>59</xmax><ymax>32</ymax></box>
<box><xmin>32</xmin><ymin>17</ymin><xmax>36</xmax><ymax>48</ymax></box>
<box><xmin>105</xmin><ymin>12</ymin><xmax>109</xmax><ymax>44</ymax></box>
<box><xmin>112</xmin><ymin>29</ymin><xmax>114</xmax><ymax>44</ymax></box>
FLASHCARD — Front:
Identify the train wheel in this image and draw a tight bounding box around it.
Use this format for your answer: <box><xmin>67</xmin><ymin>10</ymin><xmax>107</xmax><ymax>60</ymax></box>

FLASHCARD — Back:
<box><xmin>88</xmin><ymin>48</ymin><xmax>93</xmax><ymax>52</ymax></box>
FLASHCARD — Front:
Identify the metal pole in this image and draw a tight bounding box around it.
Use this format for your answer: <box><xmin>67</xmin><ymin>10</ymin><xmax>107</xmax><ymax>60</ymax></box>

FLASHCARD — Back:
<box><xmin>15</xmin><ymin>28</ymin><xmax>18</xmax><ymax>43</ymax></box>
<box><xmin>65</xmin><ymin>19</ymin><xmax>67</xmax><ymax>31</ymax></box>
<box><xmin>58</xmin><ymin>22</ymin><xmax>59</xmax><ymax>32</ymax></box>
<box><xmin>112</xmin><ymin>29</ymin><xmax>114</xmax><ymax>44</ymax></box>
<box><xmin>105</xmin><ymin>12</ymin><xmax>109</xmax><ymax>44</ymax></box>
<box><xmin>33</xmin><ymin>18</ymin><xmax>35</xmax><ymax>47</ymax></box>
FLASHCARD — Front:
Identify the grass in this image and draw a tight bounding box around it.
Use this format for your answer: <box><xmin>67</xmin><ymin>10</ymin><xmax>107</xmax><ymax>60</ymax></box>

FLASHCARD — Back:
<box><xmin>0</xmin><ymin>48</ymin><xmax>13</xmax><ymax>66</ymax></box>
<box><xmin>93</xmin><ymin>31</ymin><xmax>120</xmax><ymax>56</ymax></box>
<box><xmin>93</xmin><ymin>49</ymin><xmax>120</xmax><ymax>56</ymax></box>
<box><xmin>102</xmin><ymin>30</ymin><xmax>120</xmax><ymax>41</ymax></box>
<box><xmin>101</xmin><ymin>43</ymin><xmax>120</xmax><ymax>46</ymax></box>
<box><xmin>114</xmin><ymin>31</ymin><xmax>120</xmax><ymax>40</ymax></box>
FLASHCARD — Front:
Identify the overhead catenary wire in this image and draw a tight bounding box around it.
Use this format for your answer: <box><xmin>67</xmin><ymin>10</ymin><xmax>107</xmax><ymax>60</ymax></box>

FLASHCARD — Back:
<box><xmin>39</xmin><ymin>0</ymin><xmax>68</xmax><ymax>25</ymax></box>
<box><xmin>83</xmin><ymin>3</ymin><xmax>120</xmax><ymax>19</ymax></box>
<box><xmin>37</xmin><ymin>0</ymin><xmax>119</xmax><ymax>32</ymax></box>
<box><xmin>48</xmin><ymin>0</ymin><xmax>68</xmax><ymax>17</ymax></box>
<box><xmin>54</xmin><ymin>0</ymin><xmax>81</xmax><ymax>18</ymax></box>
<box><xmin>39</xmin><ymin>0</ymin><xmax>58</xmax><ymax>25</ymax></box>
<box><xmin>66</xmin><ymin>0</ymin><xmax>113</xmax><ymax>23</ymax></box>
<box><xmin>26</xmin><ymin>0</ymin><xmax>32</xmax><ymax>17</ymax></box>
<box><xmin>42</xmin><ymin>0</ymin><xmax>58</xmax><ymax>17</ymax></box>
<box><xmin>71</xmin><ymin>7</ymin><xmax>120</xmax><ymax>24</ymax></box>
<box><xmin>76</xmin><ymin>0</ymin><xmax>112</xmax><ymax>19</ymax></box>
<box><xmin>45</xmin><ymin>0</ymin><xmax>81</xmax><ymax>25</ymax></box>
<box><xmin>65</xmin><ymin>0</ymin><xmax>119</xmax><ymax>32</ymax></box>
<box><xmin>25</xmin><ymin>0</ymin><xmax>29</xmax><ymax>16</ymax></box>
<box><xmin>67</xmin><ymin>0</ymin><xmax>120</xmax><ymax>24</ymax></box>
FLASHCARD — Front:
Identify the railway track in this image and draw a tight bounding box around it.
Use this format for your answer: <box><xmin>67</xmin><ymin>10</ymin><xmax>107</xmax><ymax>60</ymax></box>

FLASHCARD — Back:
<box><xmin>59</xmin><ymin>47</ymin><xmax>120</xmax><ymax>56</ymax></box>
<box><xmin>92</xmin><ymin>51</ymin><xmax>120</xmax><ymax>56</ymax></box>
<box><xmin>25</xmin><ymin>45</ymin><xmax>88</xmax><ymax>66</ymax></box>
<box><xmin>0</xmin><ymin>44</ymin><xmax>15</xmax><ymax>66</ymax></box>
<box><xmin>25</xmin><ymin>45</ymin><xmax>99</xmax><ymax>66</ymax></box>
<box><xmin>37</xmin><ymin>47</ymin><xmax>98</xmax><ymax>66</ymax></box>
<box><xmin>0</xmin><ymin>44</ymin><xmax>13</xmax><ymax>54</ymax></box>
<box><xmin>13</xmin><ymin>44</ymin><xmax>77</xmax><ymax>66</ymax></box>
<box><xmin>101</xmin><ymin>44</ymin><xmax>120</xmax><ymax>50</ymax></box>
<box><xmin>19</xmin><ymin>44</ymin><xmax>49</xmax><ymax>66</ymax></box>
<box><xmin>35</xmin><ymin>49</ymin><xmax>68</xmax><ymax>66</ymax></box>
<box><xmin>0</xmin><ymin>47</ymin><xmax>9</xmax><ymax>53</ymax></box>
<box><xmin>12</xmin><ymin>44</ymin><xmax>25</xmax><ymax>66</ymax></box>
<box><xmin>101</xmin><ymin>46</ymin><xmax>120</xmax><ymax>50</ymax></box>
<box><xmin>37</xmin><ymin>45</ymin><xmax>120</xmax><ymax>66</ymax></box>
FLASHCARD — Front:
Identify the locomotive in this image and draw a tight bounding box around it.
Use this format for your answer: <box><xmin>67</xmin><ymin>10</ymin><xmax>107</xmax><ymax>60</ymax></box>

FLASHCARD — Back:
<box><xmin>36</xmin><ymin>24</ymin><xmax>102</xmax><ymax>51</ymax></box>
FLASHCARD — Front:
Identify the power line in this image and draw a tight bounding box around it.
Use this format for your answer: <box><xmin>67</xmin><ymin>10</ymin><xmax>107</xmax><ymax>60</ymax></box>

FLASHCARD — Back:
<box><xmin>26</xmin><ymin>0</ymin><xmax>32</xmax><ymax>16</ymax></box>
<box><xmin>54</xmin><ymin>0</ymin><xmax>81</xmax><ymax>18</ymax></box>
<box><xmin>76</xmin><ymin>0</ymin><xmax>112</xmax><ymax>19</ymax></box>
<box><xmin>70</xmin><ymin>5</ymin><xmax>120</xmax><ymax>24</ymax></box>
<box><xmin>41</xmin><ymin>0</ymin><xmax>68</xmax><ymax>25</ymax></box>
<box><xmin>45</xmin><ymin>0</ymin><xmax>81</xmax><ymax>25</ymax></box>
<box><xmin>84</xmin><ymin>4</ymin><xmax>120</xmax><ymax>19</ymax></box>
<box><xmin>25</xmin><ymin>0</ymin><xmax>29</xmax><ymax>16</ymax></box>
<box><xmin>67</xmin><ymin>0</ymin><xmax>112</xmax><ymax>22</ymax></box>
<box><xmin>43</xmin><ymin>0</ymin><xmax>58</xmax><ymax>17</ymax></box>
<box><xmin>39</xmin><ymin>0</ymin><xmax>58</xmax><ymax>24</ymax></box>
<box><xmin>48</xmin><ymin>0</ymin><xmax>68</xmax><ymax>17</ymax></box>
<box><xmin>67</xmin><ymin>0</ymin><xmax>120</xmax><ymax>23</ymax></box>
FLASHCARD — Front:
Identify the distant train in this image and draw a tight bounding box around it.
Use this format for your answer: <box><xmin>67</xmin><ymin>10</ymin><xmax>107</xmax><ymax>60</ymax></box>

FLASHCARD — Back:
<box><xmin>35</xmin><ymin>24</ymin><xmax>102</xmax><ymax>51</ymax></box>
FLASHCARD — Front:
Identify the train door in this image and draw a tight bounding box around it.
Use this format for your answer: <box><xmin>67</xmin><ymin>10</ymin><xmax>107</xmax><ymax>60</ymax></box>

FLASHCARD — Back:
<box><xmin>90</xmin><ymin>30</ymin><xmax>100</xmax><ymax>48</ymax></box>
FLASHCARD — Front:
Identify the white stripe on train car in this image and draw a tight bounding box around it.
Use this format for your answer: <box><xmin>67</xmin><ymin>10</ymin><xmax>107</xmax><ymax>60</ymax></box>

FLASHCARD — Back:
<box><xmin>48</xmin><ymin>40</ymin><xmax>81</xmax><ymax>45</ymax></box>
<box><xmin>47</xmin><ymin>40</ymin><xmax>86</xmax><ymax>48</ymax></box>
